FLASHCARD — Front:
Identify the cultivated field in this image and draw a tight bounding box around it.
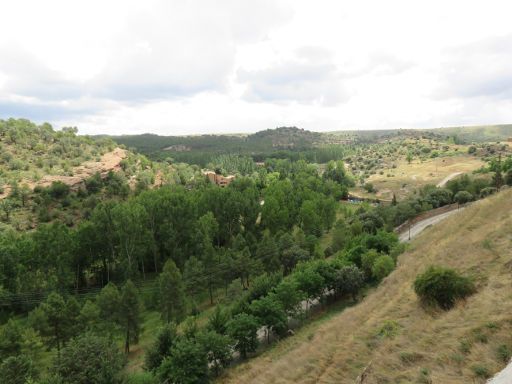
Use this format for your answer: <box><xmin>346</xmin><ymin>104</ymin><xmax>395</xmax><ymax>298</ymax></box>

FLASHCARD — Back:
<box><xmin>218</xmin><ymin>188</ymin><xmax>512</xmax><ymax>384</ymax></box>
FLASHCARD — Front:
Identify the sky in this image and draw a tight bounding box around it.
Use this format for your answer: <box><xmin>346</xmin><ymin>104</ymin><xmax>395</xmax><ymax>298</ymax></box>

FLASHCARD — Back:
<box><xmin>1</xmin><ymin>0</ymin><xmax>512</xmax><ymax>135</ymax></box>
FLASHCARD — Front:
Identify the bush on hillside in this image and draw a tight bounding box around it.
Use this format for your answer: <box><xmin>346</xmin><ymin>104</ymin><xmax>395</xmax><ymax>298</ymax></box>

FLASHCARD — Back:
<box><xmin>414</xmin><ymin>266</ymin><xmax>475</xmax><ymax>310</ymax></box>
<box><xmin>453</xmin><ymin>190</ymin><xmax>473</xmax><ymax>206</ymax></box>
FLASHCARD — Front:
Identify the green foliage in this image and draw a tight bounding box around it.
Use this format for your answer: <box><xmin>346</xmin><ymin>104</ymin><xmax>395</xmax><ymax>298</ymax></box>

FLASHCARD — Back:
<box><xmin>226</xmin><ymin>313</ymin><xmax>260</xmax><ymax>358</ymax></box>
<box><xmin>145</xmin><ymin>323</ymin><xmax>177</xmax><ymax>372</ymax></box>
<box><xmin>333</xmin><ymin>265</ymin><xmax>364</xmax><ymax>300</ymax></box>
<box><xmin>250</xmin><ymin>294</ymin><xmax>287</xmax><ymax>343</ymax></box>
<box><xmin>159</xmin><ymin>259</ymin><xmax>186</xmax><ymax>323</ymax></box>
<box><xmin>371</xmin><ymin>255</ymin><xmax>395</xmax><ymax>281</ymax></box>
<box><xmin>196</xmin><ymin>330</ymin><xmax>233</xmax><ymax>375</ymax></box>
<box><xmin>157</xmin><ymin>338</ymin><xmax>209</xmax><ymax>384</ymax></box>
<box><xmin>0</xmin><ymin>354</ymin><xmax>37</xmax><ymax>384</ymax></box>
<box><xmin>56</xmin><ymin>334</ymin><xmax>125</xmax><ymax>384</ymax></box>
<box><xmin>497</xmin><ymin>344</ymin><xmax>512</xmax><ymax>363</ymax></box>
<box><xmin>414</xmin><ymin>266</ymin><xmax>475</xmax><ymax>310</ymax></box>
<box><xmin>471</xmin><ymin>364</ymin><xmax>491</xmax><ymax>378</ymax></box>
<box><xmin>119</xmin><ymin>280</ymin><xmax>143</xmax><ymax>353</ymax></box>
<box><xmin>207</xmin><ymin>306</ymin><xmax>230</xmax><ymax>335</ymax></box>
<box><xmin>453</xmin><ymin>191</ymin><xmax>473</xmax><ymax>205</ymax></box>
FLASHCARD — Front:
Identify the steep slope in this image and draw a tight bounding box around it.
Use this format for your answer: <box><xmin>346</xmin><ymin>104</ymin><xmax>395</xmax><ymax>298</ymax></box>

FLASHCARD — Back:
<box><xmin>219</xmin><ymin>189</ymin><xmax>512</xmax><ymax>384</ymax></box>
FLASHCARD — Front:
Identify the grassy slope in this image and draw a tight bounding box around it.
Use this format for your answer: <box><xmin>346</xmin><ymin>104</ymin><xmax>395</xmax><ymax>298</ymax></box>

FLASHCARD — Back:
<box><xmin>219</xmin><ymin>188</ymin><xmax>512</xmax><ymax>384</ymax></box>
<box><xmin>352</xmin><ymin>154</ymin><xmax>485</xmax><ymax>200</ymax></box>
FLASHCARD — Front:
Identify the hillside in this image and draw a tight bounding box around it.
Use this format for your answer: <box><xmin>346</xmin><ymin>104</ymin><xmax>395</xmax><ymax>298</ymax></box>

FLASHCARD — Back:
<box><xmin>106</xmin><ymin>127</ymin><xmax>349</xmax><ymax>165</ymax></box>
<box><xmin>219</xmin><ymin>189</ymin><xmax>512</xmax><ymax>384</ymax></box>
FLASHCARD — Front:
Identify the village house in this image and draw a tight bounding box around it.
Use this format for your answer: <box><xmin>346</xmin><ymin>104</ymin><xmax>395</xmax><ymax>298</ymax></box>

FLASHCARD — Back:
<box><xmin>203</xmin><ymin>171</ymin><xmax>235</xmax><ymax>187</ymax></box>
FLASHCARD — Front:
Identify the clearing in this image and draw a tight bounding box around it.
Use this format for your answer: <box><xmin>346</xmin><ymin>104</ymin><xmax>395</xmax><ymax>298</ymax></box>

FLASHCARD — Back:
<box><xmin>352</xmin><ymin>155</ymin><xmax>484</xmax><ymax>200</ymax></box>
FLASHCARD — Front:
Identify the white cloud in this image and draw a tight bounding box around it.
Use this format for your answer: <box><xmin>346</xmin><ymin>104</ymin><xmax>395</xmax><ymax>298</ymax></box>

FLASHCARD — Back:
<box><xmin>1</xmin><ymin>0</ymin><xmax>512</xmax><ymax>134</ymax></box>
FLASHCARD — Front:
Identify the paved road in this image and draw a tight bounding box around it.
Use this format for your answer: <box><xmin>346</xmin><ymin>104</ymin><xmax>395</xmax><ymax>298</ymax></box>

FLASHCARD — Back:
<box><xmin>436</xmin><ymin>172</ymin><xmax>462</xmax><ymax>187</ymax></box>
<box><xmin>487</xmin><ymin>362</ymin><xmax>512</xmax><ymax>383</ymax></box>
<box><xmin>398</xmin><ymin>208</ymin><xmax>464</xmax><ymax>242</ymax></box>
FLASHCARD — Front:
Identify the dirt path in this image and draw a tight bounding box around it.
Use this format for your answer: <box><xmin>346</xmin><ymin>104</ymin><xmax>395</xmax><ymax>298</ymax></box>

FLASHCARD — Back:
<box><xmin>436</xmin><ymin>171</ymin><xmax>462</xmax><ymax>187</ymax></box>
<box><xmin>398</xmin><ymin>208</ymin><xmax>465</xmax><ymax>242</ymax></box>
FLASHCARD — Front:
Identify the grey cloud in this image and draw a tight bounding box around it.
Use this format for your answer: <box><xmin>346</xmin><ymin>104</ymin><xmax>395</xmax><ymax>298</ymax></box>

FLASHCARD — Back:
<box><xmin>434</xmin><ymin>34</ymin><xmax>512</xmax><ymax>99</ymax></box>
<box><xmin>0</xmin><ymin>47</ymin><xmax>84</xmax><ymax>101</ymax></box>
<box><xmin>0</xmin><ymin>1</ymin><xmax>293</xmax><ymax>106</ymax></box>
<box><xmin>238</xmin><ymin>48</ymin><xmax>350</xmax><ymax>105</ymax></box>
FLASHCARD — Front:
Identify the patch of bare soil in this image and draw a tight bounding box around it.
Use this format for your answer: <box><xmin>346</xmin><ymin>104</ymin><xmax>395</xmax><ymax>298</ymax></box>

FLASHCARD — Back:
<box><xmin>0</xmin><ymin>148</ymin><xmax>127</xmax><ymax>199</ymax></box>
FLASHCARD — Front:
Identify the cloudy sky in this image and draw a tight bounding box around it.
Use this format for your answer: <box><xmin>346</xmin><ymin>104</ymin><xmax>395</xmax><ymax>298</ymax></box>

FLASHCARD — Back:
<box><xmin>1</xmin><ymin>0</ymin><xmax>512</xmax><ymax>135</ymax></box>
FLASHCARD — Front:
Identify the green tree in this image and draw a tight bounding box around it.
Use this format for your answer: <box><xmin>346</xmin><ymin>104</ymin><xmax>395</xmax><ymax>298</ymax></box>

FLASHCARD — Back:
<box><xmin>250</xmin><ymin>294</ymin><xmax>287</xmax><ymax>343</ymax></box>
<box><xmin>119</xmin><ymin>280</ymin><xmax>142</xmax><ymax>353</ymax></box>
<box><xmin>361</xmin><ymin>249</ymin><xmax>380</xmax><ymax>280</ymax></box>
<box><xmin>0</xmin><ymin>198</ymin><xmax>14</xmax><ymax>222</ymax></box>
<box><xmin>293</xmin><ymin>267</ymin><xmax>325</xmax><ymax>310</ymax></box>
<box><xmin>371</xmin><ymin>255</ymin><xmax>395</xmax><ymax>281</ymax></box>
<box><xmin>0</xmin><ymin>319</ymin><xmax>22</xmax><ymax>359</ymax></box>
<box><xmin>281</xmin><ymin>245</ymin><xmax>310</xmax><ymax>275</ymax></box>
<box><xmin>56</xmin><ymin>334</ymin><xmax>125</xmax><ymax>384</ymax></box>
<box><xmin>273</xmin><ymin>277</ymin><xmax>304</xmax><ymax>316</ymax></box>
<box><xmin>30</xmin><ymin>292</ymin><xmax>77</xmax><ymax>360</ymax></box>
<box><xmin>255</xmin><ymin>233</ymin><xmax>280</xmax><ymax>273</ymax></box>
<box><xmin>207</xmin><ymin>306</ymin><xmax>230</xmax><ymax>335</ymax></box>
<box><xmin>96</xmin><ymin>282</ymin><xmax>121</xmax><ymax>327</ymax></box>
<box><xmin>145</xmin><ymin>323</ymin><xmax>177</xmax><ymax>372</ymax></box>
<box><xmin>453</xmin><ymin>190</ymin><xmax>473</xmax><ymax>207</ymax></box>
<box><xmin>0</xmin><ymin>354</ymin><xmax>37</xmax><ymax>384</ymax></box>
<box><xmin>78</xmin><ymin>300</ymin><xmax>101</xmax><ymax>333</ymax></box>
<box><xmin>226</xmin><ymin>313</ymin><xmax>260</xmax><ymax>359</ymax></box>
<box><xmin>183</xmin><ymin>256</ymin><xmax>205</xmax><ymax>296</ymax></box>
<box><xmin>197</xmin><ymin>330</ymin><xmax>233</xmax><ymax>376</ymax></box>
<box><xmin>159</xmin><ymin>259</ymin><xmax>186</xmax><ymax>324</ymax></box>
<box><xmin>157</xmin><ymin>339</ymin><xmax>209</xmax><ymax>384</ymax></box>
<box><xmin>333</xmin><ymin>265</ymin><xmax>364</xmax><ymax>300</ymax></box>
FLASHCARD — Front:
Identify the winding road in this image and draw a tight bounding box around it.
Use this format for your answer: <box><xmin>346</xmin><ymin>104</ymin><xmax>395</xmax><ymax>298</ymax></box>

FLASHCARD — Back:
<box><xmin>436</xmin><ymin>171</ymin><xmax>462</xmax><ymax>187</ymax></box>
<box><xmin>398</xmin><ymin>208</ymin><xmax>465</xmax><ymax>242</ymax></box>
<box><xmin>488</xmin><ymin>363</ymin><xmax>512</xmax><ymax>384</ymax></box>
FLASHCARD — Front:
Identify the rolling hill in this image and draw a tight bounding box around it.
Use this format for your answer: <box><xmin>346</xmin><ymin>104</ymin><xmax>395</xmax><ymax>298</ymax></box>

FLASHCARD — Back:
<box><xmin>219</xmin><ymin>188</ymin><xmax>512</xmax><ymax>384</ymax></box>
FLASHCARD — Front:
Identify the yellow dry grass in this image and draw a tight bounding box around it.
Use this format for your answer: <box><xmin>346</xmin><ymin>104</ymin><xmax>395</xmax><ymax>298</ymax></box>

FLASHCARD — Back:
<box><xmin>218</xmin><ymin>188</ymin><xmax>512</xmax><ymax>384</ymax></box>
<box><xmin>354</xmin><ymin>155</ymin><xmax>485</xmax><ymax>200</ymax></box>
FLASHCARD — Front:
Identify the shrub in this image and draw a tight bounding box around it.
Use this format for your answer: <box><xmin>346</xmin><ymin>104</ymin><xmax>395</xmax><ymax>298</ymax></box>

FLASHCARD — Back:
<box><xmin>497</xmin><ymin>344</ymin><xmax>511</xmax><ymax>363</ymax></box>
<box><xmin>453</xmin><ymin>190</ymin><xmax>473</xmax><ymax>206</ymax></box>
<box><xmin>471</xmin><ymin>364</ymin><xmax>491</xmax><ymax>378</ymax></box>
<box><xmin>371</xmin><ymin>255</ymin><xmax>395</xmax><ymax>281</ymax></box>
<box><xmin>480</xmin><ymin>187</ymin><xmax>497</xmax><ymax>197</ymax></box>
<box><xmin>413</xmin><ymin>266</ymin><xmax>475</xmax><ymax>310</ymax></box>
<box><xmin>48</xmin><ymin>181</ymin><xmax>70</xmax><ymax>199</ymax></box>
<box><xmin>376</xmin><ymin>320</ymin><xmax>400</xmax><ymax>339</ymax></box>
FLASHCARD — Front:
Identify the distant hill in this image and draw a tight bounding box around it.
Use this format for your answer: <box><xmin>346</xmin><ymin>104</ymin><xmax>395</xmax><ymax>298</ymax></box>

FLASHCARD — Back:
<box><xmin>329</xmin><ymin>124</ymin><xmax>512</xmax><ymax>144</ymax></box>
<box><xmin>107</xmin><ymin>127</ymin><xmax>349</xmax><ymax>165</ymax></box>
<box><xmin>220</xmin><ymin>189</ymin><xmax>512</xmax><ymax>384</ymax></box>
<box><xmin>0</xmin><ymin>118</ymin><xmax>117</xmax><ymax>196</ymax></box>
<box><xmin>429</xmin><ymin>124</ymin><xmax>512</xmax><ymax>143</ymax></box>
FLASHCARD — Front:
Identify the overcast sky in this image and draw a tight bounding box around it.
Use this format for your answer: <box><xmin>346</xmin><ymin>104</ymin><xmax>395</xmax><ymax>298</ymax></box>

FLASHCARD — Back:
<box><xmin>1</xmin><ymin>0</ymin><xmax>512</xmax><ymax>135</ymax></box>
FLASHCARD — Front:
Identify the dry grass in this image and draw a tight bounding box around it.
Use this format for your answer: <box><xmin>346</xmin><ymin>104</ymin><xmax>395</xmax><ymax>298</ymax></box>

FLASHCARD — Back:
<box><xmin>218</xmin><ymin>189</ymin><xmax>512</xmax><ymax>384</ymax></box>
<box><xmin>353</xmin><ymin>154</ymin><xmax>484</xmax><ymax>200</ymax></box>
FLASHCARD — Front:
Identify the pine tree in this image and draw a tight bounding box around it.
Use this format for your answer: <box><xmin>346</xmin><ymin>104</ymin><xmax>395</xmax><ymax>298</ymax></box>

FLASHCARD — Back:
<box><xmin>159</xmin><ymin>259</ymin><xmax>186</xmax><ymax>323</ymax></box>
<box><xmin>119</xmin><ymin>280</ymin><xmax>142</xmax><ymax>353</ymax></box>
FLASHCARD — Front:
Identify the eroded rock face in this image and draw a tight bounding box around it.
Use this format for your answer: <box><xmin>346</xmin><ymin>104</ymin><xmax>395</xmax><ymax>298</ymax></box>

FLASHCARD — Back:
<box><xmin>0</xmin><ymin>148</ymin><xmax>127</xmax><ymax>199</ymax></box>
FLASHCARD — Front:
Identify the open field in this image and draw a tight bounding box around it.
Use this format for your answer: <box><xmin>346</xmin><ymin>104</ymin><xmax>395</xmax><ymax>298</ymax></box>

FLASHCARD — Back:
<box><xmin>351</xmin><ymin>154</ymin><xmax>485</xmax><ymax>200</ymax></box>
<box><xmin>218</xmin><ymin>188</ymin><xmax>512</xmax><ymax>384</ymax></box>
